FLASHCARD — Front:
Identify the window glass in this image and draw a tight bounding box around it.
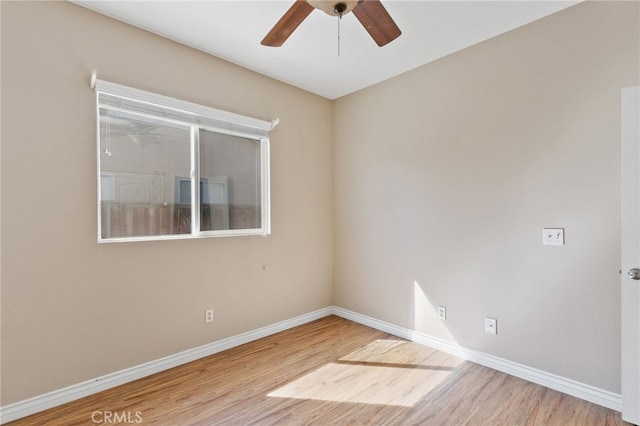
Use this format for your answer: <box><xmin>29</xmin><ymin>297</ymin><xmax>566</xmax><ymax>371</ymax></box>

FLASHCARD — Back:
<box><xmin>199</xmin><ymin>130</ymin><xmax>261</xmax><ymax>231</ymax></box>
<box><xmin>95</xmin><ymin>81</ymin><xmax>271</xmax><ymax>242</ymax></box>
<box><xmin>99</xmin><ymin>109</ymin><xmax>192</xmax><ymax>239</ymax></box>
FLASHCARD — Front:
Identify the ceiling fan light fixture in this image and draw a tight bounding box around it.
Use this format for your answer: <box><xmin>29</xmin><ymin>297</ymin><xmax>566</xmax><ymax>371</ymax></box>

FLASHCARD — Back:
<box><xmin>307</xmin><ymin>0</ymin><xmax>359</xmax><ymax>16</ymax></box>
<box><xmin>261</xmin><ymin>0</ymin><xmax>401</xmax><ymax>48</ymax></box>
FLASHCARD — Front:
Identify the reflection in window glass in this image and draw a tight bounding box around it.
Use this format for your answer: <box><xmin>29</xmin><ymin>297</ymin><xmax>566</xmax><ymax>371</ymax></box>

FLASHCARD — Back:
<box><xmin>199</xmin><ymin>130</ymin><xmax>261</xmax><ymax>231</ymax></box>
<box><xmin>99</xmin><ymin>109</ymin><xmax>191</xmax><ymax>238</ymax></box>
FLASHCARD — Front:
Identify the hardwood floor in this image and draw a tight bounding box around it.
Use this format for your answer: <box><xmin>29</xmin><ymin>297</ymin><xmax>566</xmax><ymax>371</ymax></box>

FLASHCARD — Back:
<box><xmin>7</xmin><ymin>316</ymin><xmax>629</xmax><ymax>425</ymax></box>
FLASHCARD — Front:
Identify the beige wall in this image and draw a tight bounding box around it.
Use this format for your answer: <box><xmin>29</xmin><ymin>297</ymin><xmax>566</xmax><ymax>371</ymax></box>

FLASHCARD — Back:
<box><xmin>0</xmin><ymin>1</ymin><xmax>333</xmax><ymax>404</ymax></box>
<box><xmin>334</xmin><ymin>1</ymin><xmax>639</xmax><ymax>393</ymax></box>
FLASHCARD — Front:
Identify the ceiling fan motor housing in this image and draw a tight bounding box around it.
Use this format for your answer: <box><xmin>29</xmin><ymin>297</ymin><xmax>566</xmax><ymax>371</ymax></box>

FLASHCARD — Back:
<box><xmin>307</xmin><ymin>0</ymin><xmax>359</xmax><ymax>16</ymax></box>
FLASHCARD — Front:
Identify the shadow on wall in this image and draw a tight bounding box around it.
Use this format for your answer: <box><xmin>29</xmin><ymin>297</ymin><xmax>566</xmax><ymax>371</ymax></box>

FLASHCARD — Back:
<box><xmin>412</xmin><ymin>280</ymin><xmax>459</xmax><ymax>345</ymax></box>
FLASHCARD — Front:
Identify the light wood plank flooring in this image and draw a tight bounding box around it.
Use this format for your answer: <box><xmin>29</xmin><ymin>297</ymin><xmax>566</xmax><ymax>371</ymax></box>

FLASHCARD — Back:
<box><xmin>7</xmin><ymin>316</ymin><xmax>630</xmax><ymax>425</ymax></box>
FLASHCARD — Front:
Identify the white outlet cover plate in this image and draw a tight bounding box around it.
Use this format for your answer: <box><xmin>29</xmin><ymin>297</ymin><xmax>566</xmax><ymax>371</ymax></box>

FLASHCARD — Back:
<box><xmin>485</xmin><ymin>317</ymin><xmax>497</xmax><ymax>334</ymax></box>
<box><xmin>543</xmin><ymin>228</ymin><xmax>564</xmax><ymax>245</ymax></box>
<box><xmin>437</xmin><ymin>306</ymin><xmax>447</xmax><ymax>320</ymax></box>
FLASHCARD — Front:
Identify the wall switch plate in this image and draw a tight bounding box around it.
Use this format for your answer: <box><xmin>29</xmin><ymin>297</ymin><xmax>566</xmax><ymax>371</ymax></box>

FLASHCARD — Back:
<box><xmin>205</xmin><ymin>309</ymin><xmax>214</xmax><ymax>323</ymax></box>
<box><xmin>543</xmin><ymin>228</ymin><xmax>564</xmax><ymax>245</ymax></box>
<box><xmin>437</xmin><ymin>306</ymin><xmax>447</xmax><ymax>320</ymax></box>
<box><xmin>485</xmin><ymin>317</ymin><xmax>497</xmax><ymax>335</ymax></box>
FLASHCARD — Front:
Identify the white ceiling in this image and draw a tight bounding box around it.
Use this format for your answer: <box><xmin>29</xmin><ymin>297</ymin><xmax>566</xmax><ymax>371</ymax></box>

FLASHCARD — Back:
<box><xmin>73</xmin><ymin>1</ymin><xmax>578</xmax><ymax>100</ymax></box>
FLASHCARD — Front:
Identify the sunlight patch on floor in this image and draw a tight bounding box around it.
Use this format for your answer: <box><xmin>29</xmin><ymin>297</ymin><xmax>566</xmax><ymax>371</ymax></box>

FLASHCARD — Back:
<box><xmin>267</xmin><ymin>339</ymin><xmax>462</xmax><ymax>407</ymax></box>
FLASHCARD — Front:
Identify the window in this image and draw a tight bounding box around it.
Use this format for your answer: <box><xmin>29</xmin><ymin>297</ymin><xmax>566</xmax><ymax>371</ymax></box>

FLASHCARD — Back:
<box><xmin>95</xmin><ymin>80</ymin><xmax>271</xmax><ymax>242</ymax></box>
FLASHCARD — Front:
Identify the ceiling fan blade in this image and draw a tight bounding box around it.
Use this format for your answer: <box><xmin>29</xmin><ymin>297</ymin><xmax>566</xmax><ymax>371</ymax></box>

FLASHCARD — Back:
<box><xmin>261</xmin><ymin>0</ymin><xmax>314</xmax><ymax>47</ymax></box>
<box><xmin>352</xmin><ymin>0</ymin><xmax>401</xmax><ymax>47</ymax></box>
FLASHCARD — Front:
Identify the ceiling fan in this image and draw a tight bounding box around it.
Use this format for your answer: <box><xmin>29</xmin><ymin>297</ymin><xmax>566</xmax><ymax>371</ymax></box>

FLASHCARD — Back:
<box><xmin>261</xmin><ymin>0</ymin><xmax>401</xmax><ymax>48</ymax></box>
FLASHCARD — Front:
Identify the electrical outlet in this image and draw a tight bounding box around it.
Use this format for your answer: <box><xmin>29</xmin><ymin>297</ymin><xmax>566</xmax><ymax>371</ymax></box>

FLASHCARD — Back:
<box><xmin>205</xmin><ymin>309</ymin><xmax>214</xmax><ymax>323</ymax></box>
<box><xmin>485</xmin><ymin>317</ymin><xmax>497</xmax><ymax>335</ymax></box>
<box><xmin>437</xmin><ymin>306</ymin><xmax>447</xmax><ymax>320</ymax></box>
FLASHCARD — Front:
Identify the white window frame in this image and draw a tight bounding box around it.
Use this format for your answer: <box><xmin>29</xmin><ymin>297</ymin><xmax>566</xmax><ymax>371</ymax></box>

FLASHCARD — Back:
<box><xmin>94</xmin><ymin>79</ymin><xmax>272</xmax><ymax>243</ymax></box>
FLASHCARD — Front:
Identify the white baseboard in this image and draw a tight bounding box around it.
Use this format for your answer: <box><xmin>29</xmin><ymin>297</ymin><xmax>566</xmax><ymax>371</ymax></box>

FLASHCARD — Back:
<box><xmin>331</xmin><ymin>306</ymin><xmax>623</xmax><ymax>412</ymax></box>
<box><xmin>0</xmin><ymin>307</ymin><xmax>333</xmax><ymax>424</ymax></box>
<box><xmin>1</xmin><ymin>305</ymin><xmax>622</xmax><ymax>423</ymax></box>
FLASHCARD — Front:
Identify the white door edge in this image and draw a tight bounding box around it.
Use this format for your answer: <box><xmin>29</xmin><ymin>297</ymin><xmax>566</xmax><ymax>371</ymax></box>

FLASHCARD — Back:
<box><xmin>621</xmin><ymin>85</ymin><xmax>640</xmax><ymax>424</ymax></box>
